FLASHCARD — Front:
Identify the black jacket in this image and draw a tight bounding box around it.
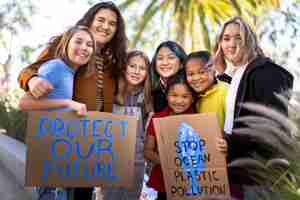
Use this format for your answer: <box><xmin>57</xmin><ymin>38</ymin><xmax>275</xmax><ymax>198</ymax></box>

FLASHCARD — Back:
<box><xmin>152</xmin><ymin>84</ymin><xmax>168</xmax><ymax>112</ymax></box>
<box><xmin>225</xmin><ymin>56</ymin><xmax>294</xmax><ymax>184</ymax></box>
<box><xmin>217</xmin><ymin>73</ymin><xmax>232</xmax><ymax>84</ymax></box>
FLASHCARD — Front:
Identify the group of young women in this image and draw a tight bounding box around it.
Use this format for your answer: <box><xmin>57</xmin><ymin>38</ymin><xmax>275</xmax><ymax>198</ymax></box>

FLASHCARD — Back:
<box><xmin>17</xmin><ymin>1</ymin><xmax>293</xmax><ymax>200</ymax></box>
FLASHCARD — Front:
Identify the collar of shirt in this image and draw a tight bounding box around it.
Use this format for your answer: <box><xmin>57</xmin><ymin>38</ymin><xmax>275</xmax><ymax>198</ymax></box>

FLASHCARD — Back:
<box><xmin>198</xmin><ymin>80</ymin><xmax>218</xmax><ymax>98</ymax></box>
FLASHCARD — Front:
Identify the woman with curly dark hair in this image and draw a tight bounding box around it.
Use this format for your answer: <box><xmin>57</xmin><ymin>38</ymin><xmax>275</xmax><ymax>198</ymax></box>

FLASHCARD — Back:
<box><xmin>17</xmin><ymin>2</ymin><xmax>127</xmax><ymax>200</ymax></box>
<box><xmin>18</xmin><ymin>1</ymin><xmax>127</xmax><ymax>112</ymax></box>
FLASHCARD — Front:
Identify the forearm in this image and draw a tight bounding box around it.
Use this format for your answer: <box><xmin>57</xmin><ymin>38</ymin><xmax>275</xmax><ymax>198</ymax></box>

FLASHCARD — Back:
<box><xmin>18</xmin><ymin>47</ymin><xmax>51</xmax><ymax>91</ymax></box>
<box><xmin>19</xmin><ymin>94</ymin><xmax>71</xmax><ymax>111</ymax></box>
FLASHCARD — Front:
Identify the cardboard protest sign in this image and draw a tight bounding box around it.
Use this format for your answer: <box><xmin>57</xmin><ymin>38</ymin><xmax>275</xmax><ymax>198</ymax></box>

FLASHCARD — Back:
<box><xmin>153</xmin><ymin>113</ymin><xmax>230</xmax><ymax>200</ymax></box>
<box><xmin>25</xmin><ymin>111</ymin><xmax>137</xmax><ymax>188</ymax></box>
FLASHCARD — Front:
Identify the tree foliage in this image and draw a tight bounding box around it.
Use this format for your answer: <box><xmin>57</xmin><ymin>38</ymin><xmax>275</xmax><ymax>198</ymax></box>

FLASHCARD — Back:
<box><xmin>0</xmin><ymin>88</ymin><xmax>27</xmax><ymax>142</ymax></box>
<box><xmin>119</xmin><ymin>0</ymin><xmax>281</xmax><ymax>51</ymax></box>
<box><xmin>257</xmin><ymin>1</ymin><xmax>300</xmax><ymax>85</ymax></box>
<box><xmin>0</xmin><ymin>0</ymin><xmax>36</xmax><ymax>89</ymax></box>
<box><xmin>0</xmin><ymin>0</ymin><xmax>35</xmax><ymax>49</ymax></box>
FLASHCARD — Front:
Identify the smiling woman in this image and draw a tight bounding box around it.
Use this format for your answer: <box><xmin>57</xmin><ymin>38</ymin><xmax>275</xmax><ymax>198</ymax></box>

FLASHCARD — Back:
<box><xmin>18</xmin><ymin>1</ymin><xmax>127</xmax><ymax>112</ymax></box>
<box><xmin>18</xmin><ymin>25</ymin><xmax>96</xmax><ymax>200</ymax></box>
<box><xmin>17</xmin><ymin>1</ymin><xmax>128</xmax><ymax>200</ymax></box>
<box><xmin>89</xmin><ymin>9</ymin><xmax>117</xmax><ymax>46</ymax></box>
<box><xmin>18</xmin><ymin>26</ymin><xmax>96</xmax><ymax>114</ymax></box>
<box><xmin>212</xmin><ymin>16</ymin><xmax>294</xmax><ymax>200</ymax></box>
<box><xmin>66</xmin><ymin>30</ymin><xmax>95</xmax><ymax>68</ymax></box>
<box><xmin>150</xmin><ymin>41</ymin><xmax>187</xmax><ymax>112</ymax></box>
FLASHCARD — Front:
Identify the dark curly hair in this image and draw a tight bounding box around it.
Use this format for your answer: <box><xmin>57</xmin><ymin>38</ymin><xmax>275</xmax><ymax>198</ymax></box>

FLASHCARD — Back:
<box><xmin>76</xmin><ymin>1</ymin><xmax>128</xmax><ymax>78</ymax></box>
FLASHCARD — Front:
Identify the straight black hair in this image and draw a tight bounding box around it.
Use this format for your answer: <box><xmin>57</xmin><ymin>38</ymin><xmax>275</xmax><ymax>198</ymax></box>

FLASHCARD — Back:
<box><xmin>166</xmin><ymin>69</ymin><xmax>193</xmax><ymax>94</ymax></box>
<box><xmin>184</xmin><ymin>50</ymin><xmax>211</xmax><ymax>67</ymax></box>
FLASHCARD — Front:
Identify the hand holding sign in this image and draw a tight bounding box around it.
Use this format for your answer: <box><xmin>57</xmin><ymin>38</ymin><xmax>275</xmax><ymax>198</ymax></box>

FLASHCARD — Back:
<box><xmin>176</xmin><ymin>122</ymin><xmax>207</xmax><ymax>196</ymax></box>
<box><xmin>66</xmin><ymin>100</ymin><xmax>87</xmax><ymax>116</ymax></box>
<box><xmin>25</xmin><ymin>111</ymin><xmax>137</xmax><ymax>188</ymax></box>
<box><xmin>153</xmin><ymin>113</ymin><xmax>230</xmax><ymax>200</ymax></box>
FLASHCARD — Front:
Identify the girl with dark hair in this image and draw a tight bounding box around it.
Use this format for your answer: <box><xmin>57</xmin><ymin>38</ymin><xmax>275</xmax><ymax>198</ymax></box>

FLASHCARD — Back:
<box><xmin>144</xmin><ymin>70</ymin><xmax>194</xmax><ymax>200</ymax></box>
<box><xmin>150</xmin><ymin>41</ymin><xmax>187</xmax><ymax>112</ymax></box>
<box><xmin>17</xmin><ymin>2</ymin><xmax>128</xmax><ymax>200</ymax></box>
<box><xmin>184</xmin><ymin>50</ymin><xmax>228</xmax><ymax>130</ymax></box>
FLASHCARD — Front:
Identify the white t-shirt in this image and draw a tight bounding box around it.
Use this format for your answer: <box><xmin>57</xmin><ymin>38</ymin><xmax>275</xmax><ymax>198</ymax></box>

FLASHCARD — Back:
<box><xmin>224</xmin><ymin>63</ymin><xmax>248</xmax><ymax>134</ymax></box>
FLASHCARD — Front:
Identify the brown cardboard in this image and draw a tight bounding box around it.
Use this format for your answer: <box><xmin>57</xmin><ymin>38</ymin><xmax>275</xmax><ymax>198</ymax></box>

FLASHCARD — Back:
<box><xmin>153</xmin><ymin>113</ymin><xmax>230</xmax><ymax>200</ymax></box>
<box><xmin>25</xmin><ymin>111</ymin><xmax>137</xmax><ymax>188</ymax></box>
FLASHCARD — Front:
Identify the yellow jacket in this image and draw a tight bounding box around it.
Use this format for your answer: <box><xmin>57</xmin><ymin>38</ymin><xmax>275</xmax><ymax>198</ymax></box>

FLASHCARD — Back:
<box><xmin>195</xmin><ymin>80</ymin><xmax>228</xmax><ymax>129</ymax></box>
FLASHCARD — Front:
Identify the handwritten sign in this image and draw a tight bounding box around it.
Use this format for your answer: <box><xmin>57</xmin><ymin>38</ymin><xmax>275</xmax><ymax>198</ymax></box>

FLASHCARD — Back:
<box><xmin>25</xmin><ymin>111</ymin><xmax>137</xmax><ymax>188</ymax></box>
<box><xmin>153</xmin><ymin>113</ymin><xmax>230</xmax><ymax>200</ymax></box>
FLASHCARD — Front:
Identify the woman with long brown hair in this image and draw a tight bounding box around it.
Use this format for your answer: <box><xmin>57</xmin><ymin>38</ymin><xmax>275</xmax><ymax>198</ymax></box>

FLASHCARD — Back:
<box><xmin>18</xmin><ymin>1</ymin><xmax>127</xmax><ymax>112</ymax></box>
<box><xmin>17</xmin><ymin>1</ymin><xmax>127</xmax><ymax>200</ymax></box>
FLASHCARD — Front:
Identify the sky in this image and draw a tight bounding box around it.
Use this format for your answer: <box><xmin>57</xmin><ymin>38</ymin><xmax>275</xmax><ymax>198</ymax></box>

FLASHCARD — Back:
<box><xmin>25</xmin><ymin>0</ymin><xmax>90</xmax><ymax>44</ymax></box>
<box><xmin>5</xmin><ymin>0</ymin><xmax>93</xmax><ymax>82</ymax></box>
<box><xmin>2</xmin><ymin>0</ymin><xmax>300</xmax><ymax>91</ymax></box>
<box><xmin>5</xmin><ymin>0</ymin><xmax>153</xmax><ymax>83</ymax></box>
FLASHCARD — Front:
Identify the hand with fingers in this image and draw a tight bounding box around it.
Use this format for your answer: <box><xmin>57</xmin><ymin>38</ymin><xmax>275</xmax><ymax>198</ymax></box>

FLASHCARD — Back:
<box><xmin>67</xmin><ymin>100</ymin><xmax>88</xmax><ymax>116</ymax></box>
<box><xmin>216</xmin><ymin>137</ymin><xmax>228</xmax><ymax>154</ymax></box>
<box><xmin>28</xmin><ymin>76</ymin><xmax>54</xmax><ymax>98</ymax></box>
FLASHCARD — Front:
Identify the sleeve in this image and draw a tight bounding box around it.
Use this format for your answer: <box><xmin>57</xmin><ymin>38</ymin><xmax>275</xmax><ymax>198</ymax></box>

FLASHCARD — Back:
<box><xmin>147</xmin><ymin>116</ymin><xmax>156</xmax><ymax>136</ymax></box>
<box><xmin>249</xmin><ymin>65</ymin><xmax>293</xmax><ymax>115</ymax></box>
<box><xmin>37</xmin><ymin>60</ymin><xmax>61</xmax><ymax>88</ymax></box>
<box><xmin>17</xmin><ymin>47</ymin><xmax>52</xmax><ymax>91</ymax></box>
<box><xmin>225</xmin><ymin>65</ymin><xmax>293</xmax><ymax>162</ymax></box>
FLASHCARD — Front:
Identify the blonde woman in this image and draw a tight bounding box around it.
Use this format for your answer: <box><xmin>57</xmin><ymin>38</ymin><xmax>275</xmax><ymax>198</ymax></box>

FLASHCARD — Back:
<box><xmin>213</xmin><ymin>16</ymin><xmax>293</xmax><ymax>199</ymax></box>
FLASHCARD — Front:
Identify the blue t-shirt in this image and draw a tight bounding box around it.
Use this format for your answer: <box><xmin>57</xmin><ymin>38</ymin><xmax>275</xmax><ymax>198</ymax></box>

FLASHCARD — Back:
<box><xmin>38</xmin><ymin>58</ymin><xmax>75</xmax><ymax>112</ymax></box>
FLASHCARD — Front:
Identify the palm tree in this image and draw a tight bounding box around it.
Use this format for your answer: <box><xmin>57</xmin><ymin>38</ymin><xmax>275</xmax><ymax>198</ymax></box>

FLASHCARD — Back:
<box><xmin>119</xmin><ymin>0</ymin><xmax>281</xmax><ymax>51</ymax></box>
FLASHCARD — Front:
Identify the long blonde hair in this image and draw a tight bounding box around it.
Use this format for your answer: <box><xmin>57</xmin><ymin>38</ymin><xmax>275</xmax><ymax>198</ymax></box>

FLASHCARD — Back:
<box><xmin>213</xmin><ymin>16</ymin><xmax>264</xmax><ymax>71</ymax></box>
<box><xmin>115</xmin><ymin>50</ymin><xmax>152</xmax><ymax>113</ymax></box>
<box><xmin>55</xmin><ymin>25</ymin><xmax>96</xmax><ymax>76</ymax></box>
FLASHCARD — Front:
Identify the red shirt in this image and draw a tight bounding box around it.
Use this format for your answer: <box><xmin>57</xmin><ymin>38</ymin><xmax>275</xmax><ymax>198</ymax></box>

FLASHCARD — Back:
<box><xmin>146</xmin><ymin>107</ymin><xmax>171</xmax><ymax>192</ymax></box>
<box><xmin>146</xmin><ymin>106</ymin><xmax>194</xmax><ymax>192</ymax></box>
